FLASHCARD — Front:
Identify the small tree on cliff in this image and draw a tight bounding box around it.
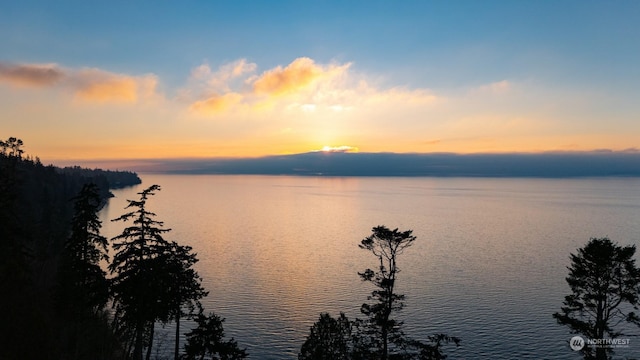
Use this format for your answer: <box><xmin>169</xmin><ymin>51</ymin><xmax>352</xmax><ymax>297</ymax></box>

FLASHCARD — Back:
<box><xmin>355</xmin><ymin>226</ymin><xmax>460</xmax><ymax>360</ymax></box>
<box><xmin>182</xmin><ymin>310</ymin><xmax>248</xmax><ymax>360</ymax></box>
<box><xmin>357</xmin><ymin>226</ymin><xmax>416</xmax><ymax>359</ymax></box>
<box><xmin>299</xmin><ymin>312</ymin><xmax>353</xmax><ymax>360</ymax></box>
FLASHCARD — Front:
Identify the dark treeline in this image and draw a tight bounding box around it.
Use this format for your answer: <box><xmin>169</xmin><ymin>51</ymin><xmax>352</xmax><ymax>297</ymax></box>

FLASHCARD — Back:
<box><xmin>58</xmin><ymin>166</ymin><xmax>141</xmax><ymax>190</ymax></box>
<box><xmin>0</xmin><ymin>138</ymin><xmax>139</xmax><ymax>359</ymax></box>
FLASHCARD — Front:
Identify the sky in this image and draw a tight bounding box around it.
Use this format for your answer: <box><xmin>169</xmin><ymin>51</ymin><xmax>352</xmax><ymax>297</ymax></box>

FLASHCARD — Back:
<box><xmin>1</xmin><ymin>1</ymin><xmax>639</xmax><ymax>163</ymax></box>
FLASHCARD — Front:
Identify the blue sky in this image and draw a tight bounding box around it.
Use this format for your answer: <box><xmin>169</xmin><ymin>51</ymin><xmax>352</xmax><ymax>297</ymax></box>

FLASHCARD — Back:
<box><xmin>1</xmin><ymin>1</ymin><xmax>639</xmax><ymax>160</ymax></box>
<box><xmin>6</xmin><ymin>1</ymin><xmax>637</xmax><ymax>88</ymax></box>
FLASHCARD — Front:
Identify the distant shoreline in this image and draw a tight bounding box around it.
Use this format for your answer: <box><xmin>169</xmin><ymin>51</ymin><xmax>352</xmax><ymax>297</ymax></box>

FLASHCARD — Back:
<box><xmin>55</xmin><ymin>151</ymin><xmax>640</xmax><ymax>178</ymax></box>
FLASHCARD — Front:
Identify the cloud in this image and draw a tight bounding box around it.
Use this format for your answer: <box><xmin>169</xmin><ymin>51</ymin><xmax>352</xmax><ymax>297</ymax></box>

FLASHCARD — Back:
<box><xmin>190</xmin><ymin>92</ymin><xmax>243</xmax><ymax>115</ymax></box>
<box><xmin>71</xmin><ymin>68</ymin><xmax>158</xmax><ymax>103</ymax></box>
<box><xmin>1</xmin><ymin>57</ymin><xmax>440</xmax><ymax>120</ymax></box>
<box><xmin>190</xmin><ymin>59</ymin><xmax>257</xmax><ymax>91</ymax></box>
<box><xmin>286</xmin><ymin>103</ymin><xmax>320</xmax><ymax>113</ymax></box>
<box><xmin>72</xmin><ymin>69</ymin><xmax>137</xmax><ymax>103</ymax></box>
<box><xmin>143</xmin><ymin>152</ymin><xmax>640</xmax><ymax>177</ymax></box>
<box><xmin>186</xmin><ymin>57</ymin><xmax>439</xmax><ymax>118</ymax></box>
<box><xmin>315</xmin><ymin>145</ymin><xmax>359</xmax><ymax>153</ymax></box>
<box><xmin>252</xmin><ymin>57</ymin><xmax>321</xmax><ymax>95</ymax></box>
<box><xmin>363</xmin><ymin>86</ymin><xmax>439</xmax><ymax>106</ymax></box>
<box><xmin>183</xmin><ymin>59</ymin><xmax>257</xmax><ymax>112</ymax></box>
<box><xmin>473</xmin><ymin>80</ymin><xmax>511</xmax><ymax>94</ymax></box>
<box><xmin>190</xmin><ymin>63</ymin><xmax>213</xmax><ymax>80</ymax></box>
<box><xmin>0</xmin><ymin>61</ymin><xmax>158</xmax><ymax>103</ymax></box>
<box><xmin>0</xmin><ymin>62</ymin><xmax>64</xmax><ymax>87</ymax></box>
<box><xmin>422</xmin><ymin>139</ymin><xmax>441</xmax><ymax>145</ymax></box>
<box><xmin>252</xmin><ymin>57</ymin><xmax>348</xmax><ymax>96</ymax></box>
<box><xmin>229</xmin><ymin>59</ymin><xmax>257</xmax><ymax>78</ymax></box>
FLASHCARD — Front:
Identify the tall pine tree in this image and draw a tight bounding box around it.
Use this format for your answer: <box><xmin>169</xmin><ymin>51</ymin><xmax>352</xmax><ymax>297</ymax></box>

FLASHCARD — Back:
<box><xmin>109</xmin><ymin>185</ymin><xmax>172</xmax><ymax>360</ymax></box>
<box><xmin>109</xmin><ymin>184</ymin><xmax>207</xmax><ymax>360</ymax></box>
<box><xmin>59</xmin><ymin>182</ymin><xmax>109</xmax><ymax>316</ymax></box>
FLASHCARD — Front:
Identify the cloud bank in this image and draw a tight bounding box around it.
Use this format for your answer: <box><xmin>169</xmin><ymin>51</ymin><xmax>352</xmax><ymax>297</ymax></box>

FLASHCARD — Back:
<box><xmin>110</xmin><ymin>151</ymin><xmax>640</xmax><ymax>178</ymax></box>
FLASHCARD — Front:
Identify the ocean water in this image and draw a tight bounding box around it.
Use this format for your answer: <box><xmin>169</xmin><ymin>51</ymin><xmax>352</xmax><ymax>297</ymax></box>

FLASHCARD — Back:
<box><xmin>99</xmin><ymin>175</ymin><xmax>640</xmax><ymax>359</ymax></box>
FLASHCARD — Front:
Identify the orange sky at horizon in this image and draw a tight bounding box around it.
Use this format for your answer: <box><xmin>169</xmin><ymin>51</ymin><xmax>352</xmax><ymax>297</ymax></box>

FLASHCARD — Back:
<box><xmin>5</xmin><ymin>56</ymin><xmax>637</xmax><ymax>163</ymax></box>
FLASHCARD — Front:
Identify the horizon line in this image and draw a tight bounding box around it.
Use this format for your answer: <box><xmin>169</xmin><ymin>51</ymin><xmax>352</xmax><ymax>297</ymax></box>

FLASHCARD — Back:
<box><xmin>46</xmin><ymin>150</ymin><xmax>640</xmax><ymax>178</ymax></box>
<box><xmin>48</xmin><ymin>147</ymin><xmax>640</xmax><ymax>165</ymax></box>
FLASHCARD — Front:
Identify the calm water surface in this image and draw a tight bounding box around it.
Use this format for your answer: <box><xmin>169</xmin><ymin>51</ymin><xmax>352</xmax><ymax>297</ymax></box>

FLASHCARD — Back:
<box><xmin>99</xmin><ymin>175</ymin><xmax>640</xmax><ymax>359</ymax></box>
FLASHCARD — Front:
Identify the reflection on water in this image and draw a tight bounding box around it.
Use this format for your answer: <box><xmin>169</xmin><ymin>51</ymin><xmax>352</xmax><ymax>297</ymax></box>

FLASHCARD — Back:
<box><xmin>99</xmin><ymin>175</ymin><xmax>640</xmax><ymax>359</ymax></box>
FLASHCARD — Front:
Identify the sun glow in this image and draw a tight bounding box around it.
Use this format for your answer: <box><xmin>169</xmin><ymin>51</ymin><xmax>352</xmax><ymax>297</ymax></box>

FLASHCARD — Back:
<box><xmin>318</xmin><ymin>145</ymin><xmax>359</xmax><ymax>153</ymax></box>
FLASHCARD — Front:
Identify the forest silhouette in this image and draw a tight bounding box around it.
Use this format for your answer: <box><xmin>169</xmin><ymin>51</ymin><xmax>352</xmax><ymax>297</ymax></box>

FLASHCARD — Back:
<box><xmin>1</xmin><ymin>137</ymin><xmax>140</xmax><ymax>359</ymax></box>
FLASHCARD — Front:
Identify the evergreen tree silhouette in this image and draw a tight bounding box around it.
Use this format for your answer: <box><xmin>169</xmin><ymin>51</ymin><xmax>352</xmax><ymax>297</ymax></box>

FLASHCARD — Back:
<box><xmin>553</xmin><ymin>237</ymin><xmax>640</xmax><ymax>360</ymax></box>
<box><xmin>109</xmin><ymin>184</ymin><xmax>208</xmax><ymax>360</ymax></box>
<box><xmin>109</xmin><ymin>184</ymin><xmax>172</xmax><ymax>360</ymax></box>
<box><xmin>182</xmin><ymin>310</ymin><xmax>248</xmax><ymax>360</ymax></box>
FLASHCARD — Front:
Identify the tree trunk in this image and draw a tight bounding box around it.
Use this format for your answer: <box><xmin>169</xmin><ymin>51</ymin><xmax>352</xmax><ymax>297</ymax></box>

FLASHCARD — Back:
<box><xmin>174</xmin><ymin>306</ymin><xmax>181</xmax><ymax>360</ymax></box>
<box><xmin>133</xmin><ymin>321</ymin><xmax>144</xmax><ymax>360</ymax></box>
<box><xmin>382</xmin><ymin>269</ymin><xmax>395</xmax><ymax>360</ymax></box>
<box><xmin>595</xmin><ymin>297</ymin><xmax>607</xmax><ymax>360</ymax></box>
<box><xmin>382</xmin><ymin>326</ymin><xmax>388</xmax><ymax>360</ymax></box>
<box><xmin>146</xmin><ymin>324</ymin><xmax>155</xmax><ymax>360</ymax></box>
